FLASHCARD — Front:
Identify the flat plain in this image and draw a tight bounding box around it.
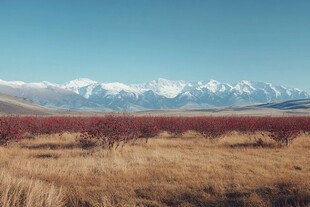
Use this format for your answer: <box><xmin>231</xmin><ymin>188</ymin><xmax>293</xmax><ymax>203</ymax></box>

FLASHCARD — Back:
<box><xmin>1</xmin><ymin>132</ymin><xmax>310</xmax><ymax>207</ymax></box>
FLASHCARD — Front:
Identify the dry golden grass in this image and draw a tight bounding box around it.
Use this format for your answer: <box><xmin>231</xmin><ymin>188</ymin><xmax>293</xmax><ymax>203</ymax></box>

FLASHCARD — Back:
<box><xmin>0</xmin><ymin>132</ymin><xmax>310</xmax><ymax>207</ymax></box>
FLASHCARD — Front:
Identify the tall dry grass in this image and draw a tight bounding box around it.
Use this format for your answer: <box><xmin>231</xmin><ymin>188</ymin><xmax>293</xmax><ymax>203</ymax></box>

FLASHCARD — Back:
<box><xmin>0</xmin><ymin>170</ymin><xmax>64</xmax><ymax>207</ymax></box>
<box><xmin>0</xmin><ymin>132</ymin><xmax>310</xmax><ymax>207</ymax></box>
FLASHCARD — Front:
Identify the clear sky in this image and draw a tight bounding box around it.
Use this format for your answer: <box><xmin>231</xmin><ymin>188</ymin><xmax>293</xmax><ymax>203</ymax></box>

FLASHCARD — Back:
<box><xmin>0</xmin><ymin>0</ymin><xmax>309</xmax><ymax>91</ymax></box>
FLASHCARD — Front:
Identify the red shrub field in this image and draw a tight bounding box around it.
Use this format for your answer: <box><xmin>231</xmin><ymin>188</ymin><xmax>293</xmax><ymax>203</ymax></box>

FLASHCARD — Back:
<box><xmin>1</xmin><ymin>115</ymin><xmax>310</xmax><ymax>206</ymax></box>
<box><xmin>1</xmin><ymin>115</ymin><xmax>309</xmax><ymax>147</ymax></box>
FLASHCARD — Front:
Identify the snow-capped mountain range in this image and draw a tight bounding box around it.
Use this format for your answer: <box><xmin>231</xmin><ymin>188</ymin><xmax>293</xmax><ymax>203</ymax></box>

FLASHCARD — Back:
<box><xmin>0</xmin><ymin>78</ymin><xmax>308</xmax><ymax>111</ymax></box>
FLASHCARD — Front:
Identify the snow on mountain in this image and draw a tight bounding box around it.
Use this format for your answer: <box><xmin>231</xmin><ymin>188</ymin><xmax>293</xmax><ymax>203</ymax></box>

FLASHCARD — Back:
<box><xmin>0</xmin><ymin>78</ymin><xmax>308</xmax><ymax>111</ymax></box>
<box><xmin>134</xmin><ymin>78</ymin><xmax>188</xmax><ymax>98</ymax></box>
<box><xmin>234</xmin><ymin>80</ymin><xmax>256</xmax><ymax>94</ymax></box>
<box><xmin>197</xmin><ymin>79</ymin><xmax>221</xmax><ymax>93</ymax></box>
<box><xmin>100</xmin><ymin>82</ymin><xmax>141</xmax><ymax>95</ymax></box>
<box><xmin>61</xmin><ymin>78</ymin><xmax>98</xmax><ymax>94</ymax></box>
<box><xmin>25</xmin><ymin>81</ymin><xmax>59</xmax><ymax>88</ymax></box>
<box><xmin>0</xmin><ymin>79</ymin><xmax>26</xmax><ymax>87</ymax></box>
<box><xmin>0</xmin><ymin>79</ymin><xmax>58</xmax><ymax>88</ymax></box>
<box><xmin>62</xmin><ymin>78</ymin><xmax>190</xmax><ymax>99</ymax></box>
<box><xmin>0</xmin><ymin>79</ymin><xmax>99</xmax><ymax>110</ymax></box>
<box><xmin>195</xmin><ymin>80</ymin><xmax>234</xmax><ymax>96</ymax></box>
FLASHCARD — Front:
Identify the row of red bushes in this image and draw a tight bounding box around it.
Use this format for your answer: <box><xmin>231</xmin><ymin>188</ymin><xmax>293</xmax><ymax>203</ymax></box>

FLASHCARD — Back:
<box><xmin>0</xmin><ymin>115</ymin><xmax>309</xmax><ymax>147</ymax></box>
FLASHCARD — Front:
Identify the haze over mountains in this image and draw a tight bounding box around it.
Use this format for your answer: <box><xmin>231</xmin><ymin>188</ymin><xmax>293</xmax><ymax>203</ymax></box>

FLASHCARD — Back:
<box><xmin>0</xmin><ymin>78</ymin><xmax>308</xmax><ymax>112</ymax></box>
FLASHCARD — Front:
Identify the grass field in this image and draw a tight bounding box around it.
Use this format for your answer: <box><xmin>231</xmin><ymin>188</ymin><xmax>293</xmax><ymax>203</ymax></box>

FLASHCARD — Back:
<box><xmin>0</xmin><ymin>132</ymin><xmax>310</xmax><ymax>207</ymax></box>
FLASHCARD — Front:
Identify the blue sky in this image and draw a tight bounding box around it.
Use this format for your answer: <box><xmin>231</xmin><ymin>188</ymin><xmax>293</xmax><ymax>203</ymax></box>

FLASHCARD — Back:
<box><xmin>0</xmin><ymin>0</ymin><xmax>309</xmax><ymax>91</ymax></box>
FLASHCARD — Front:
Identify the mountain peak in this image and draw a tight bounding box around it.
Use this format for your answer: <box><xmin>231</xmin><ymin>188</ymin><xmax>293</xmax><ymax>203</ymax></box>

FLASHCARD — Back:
<box><xmin>152</xmin><ymin>77</ymin><xmax>185</xmax><ymax>85</ymax></box>
<box><xmin>240</xmin><ymin>80</ymin><xmax>251</xmax><ymax>84</ymax></box>
<box><xmin>143</xmin><ymin>78</ymin><xmax>187</xmax><ymax>98</ymax></box>
<box><xmin>61</xmin><ymin>78</ymin><xmax>98</xmax><ymax>94</ymax></box>
<box><xmin>67</xmin><ymin>78</ymin><xmax>96</xmax><ymax>84</ymax></box>
<box><xmin>157</xmin><ymin>77</ymin><xmax>171</xmax><ymax>82</ymax></box>
<box><xmin>63</xmin><ymin>78</ymin><xmax>97</xmax><ymax>88</ymax></box>
<box><xmin>208</xmin><ymin>79</ymin><xmax>220</xmax><ymax>84</ymax></box>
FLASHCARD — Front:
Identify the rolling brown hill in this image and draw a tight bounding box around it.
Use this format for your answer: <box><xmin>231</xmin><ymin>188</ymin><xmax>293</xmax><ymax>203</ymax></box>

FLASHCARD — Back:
<box><xmin>0</xmin><ymin>94</ymin><xmax>53</xmax><ymax>115</ymax></box>
<box><xmin>0</xmin><ymin>93</ymin><xmax>105</xmax><ymax>116</ymax></box>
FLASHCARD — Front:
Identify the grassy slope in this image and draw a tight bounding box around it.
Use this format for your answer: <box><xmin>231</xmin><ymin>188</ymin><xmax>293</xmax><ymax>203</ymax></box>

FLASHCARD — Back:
<box><xmin>0</xmin><ymin>94</ymin><xmax>105</xmax><ymax>116</ymax></box>
<box><xmin>0</xmin><ymin>132</ymin><xmax>310</xmax><ymax>207</ymax></box>
<box><xmin>0</xmin><ymin>94</ymin><xmax>52</xmax><ymax>115</ymax></box>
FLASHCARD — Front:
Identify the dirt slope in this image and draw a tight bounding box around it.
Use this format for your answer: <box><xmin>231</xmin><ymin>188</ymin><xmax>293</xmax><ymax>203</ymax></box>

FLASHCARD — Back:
<box><xmin>0</xmin><ymin>94</ymin><xmax>52</xmax><ymax>115</ymax></box>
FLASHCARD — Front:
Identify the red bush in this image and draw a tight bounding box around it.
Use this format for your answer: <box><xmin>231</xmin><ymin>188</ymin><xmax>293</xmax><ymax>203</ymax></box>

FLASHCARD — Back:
<box><xmin>0</xmin><ymin>115</ymin><xmax>309</xmax><ymax>147</ymax></box>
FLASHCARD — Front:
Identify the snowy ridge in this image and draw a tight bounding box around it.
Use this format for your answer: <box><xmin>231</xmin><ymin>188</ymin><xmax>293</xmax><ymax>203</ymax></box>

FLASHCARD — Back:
<box><xmin>61</xmin><ymin>78</ymin><xmax>97</xmax><ymax>94</ymax></box>
<box><xmin>0</xmin><ymin>78</ymin><xmax>308</xmax><ymax>111</ymax></box>
<box><xmin>130</xmin><ymin>78</ymin><xmax>188</xmax><ymax>98</ymax></box>
<box><xmin>0</xmin><ymin>79</ymin><xmax>58</xmax><ymax>88</ymax></box>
